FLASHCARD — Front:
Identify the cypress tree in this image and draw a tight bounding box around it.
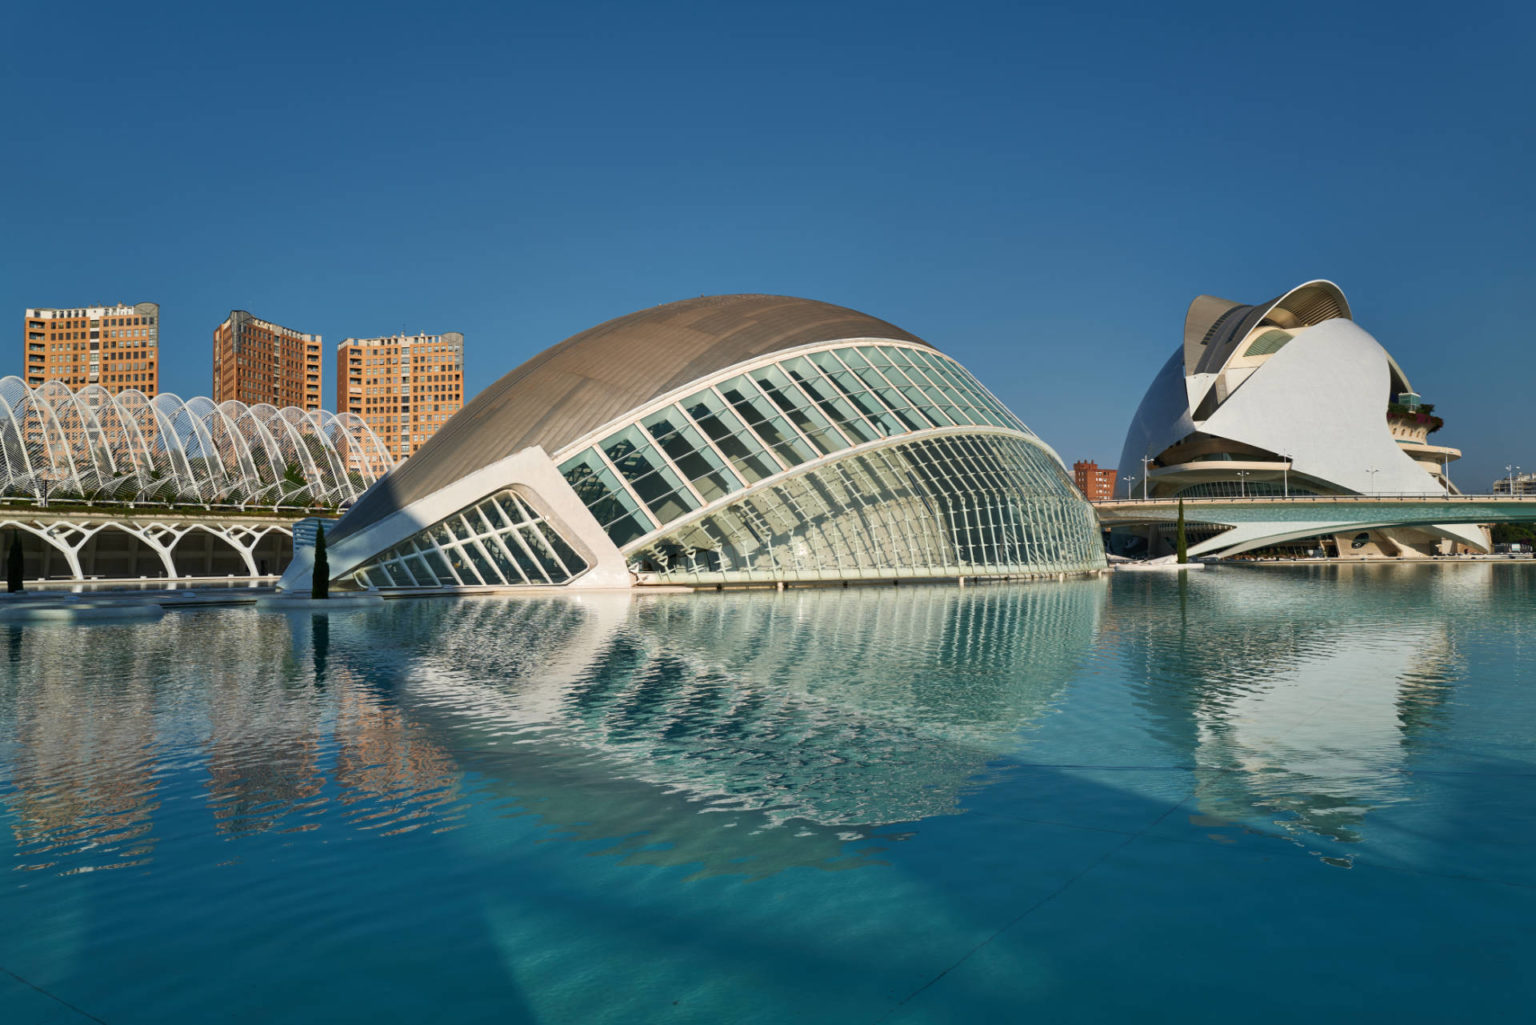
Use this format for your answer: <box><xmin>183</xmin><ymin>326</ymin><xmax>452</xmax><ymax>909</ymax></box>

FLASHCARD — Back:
<box><xmin>1176</xmin><ymin>498</ymin><xmax>1188</xmax><ymax>564</ymax></box>
<box><xmin>6</xmin><ymin>533</ymin><xmax>23</xmax><ymax>593</ymax></box>
<box><xmin>311</xmin><ymin>522</ymin><xmax>329</xmax><ymax>600</ymax></box>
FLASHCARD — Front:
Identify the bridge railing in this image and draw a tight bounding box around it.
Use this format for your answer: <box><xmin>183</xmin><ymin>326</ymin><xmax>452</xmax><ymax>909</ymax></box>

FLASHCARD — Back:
<box><xmin>0</xmin><ymin>495</ymin><xmax>340</xmax><ymax>518</ymax></box>
<box><xmin>1095</xmin><ymin>493</ymin><xmax>1536</xmax><ymax>504</ymax></box>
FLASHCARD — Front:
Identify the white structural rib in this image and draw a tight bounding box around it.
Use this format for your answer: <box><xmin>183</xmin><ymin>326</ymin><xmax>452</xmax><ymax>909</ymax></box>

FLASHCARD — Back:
<box><xmin>0</xmin><ymin>375</ymin><xmax>396</xmax><ymax>508</ymax></box>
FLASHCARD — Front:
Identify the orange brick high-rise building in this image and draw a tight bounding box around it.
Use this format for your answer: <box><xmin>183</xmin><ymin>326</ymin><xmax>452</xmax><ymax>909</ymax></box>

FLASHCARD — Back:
<box><xmin>1073</xmin><ymin>460</ymin><xmax>1118</xmax><ymax>501</ymax></box>
<box><xmin>212</xmin><ymin>310</ymin><xmax>322</xmax><ymax>411</ymax></box>
<box><xmin>337</xmin><ymin>331</ymin><xmax>463</xmax><ymax>462</ymax></box>
<box><xmin>24</xmin><ymin>302</ymin><xmax>161</xmax><ymax>394</ymax></box>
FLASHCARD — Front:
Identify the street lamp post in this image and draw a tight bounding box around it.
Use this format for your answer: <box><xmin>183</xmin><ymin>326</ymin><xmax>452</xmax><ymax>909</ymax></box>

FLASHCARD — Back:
<box><xmin>1282</xmin><ymin>454</ymin><xmax>1292</xmax><ymax>499</ymax></box>
<box><xmin>1508</xmin><ymin>464</ymin><xmax>1520</xmax><ymax>496</ymax></box>
<box><xmin>1235</xmin><ymin>470</ymin><xmax>1251</xmax><ymax>498</ymax></box>
<box><xmin>1122</xmin><ymin>475</ymin><xmax>1136</xmax><ymax>499</ymax></box>
<box><xmin>1366</xmin><ymin>467</ymin><xmax>1380</xmax><ymax>495</ymax></box>
<box><xmin>1140</xmin><ymin>455</ymin><xmax>1152</xmax><ymax>501</ymax></box>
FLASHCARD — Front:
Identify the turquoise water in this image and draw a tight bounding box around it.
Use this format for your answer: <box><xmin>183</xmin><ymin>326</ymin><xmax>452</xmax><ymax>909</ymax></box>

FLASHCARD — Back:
<box><xmin>3</xmin><ymin>565</ymin><xmax>1534</xmax><ymax>1023</ymax></box>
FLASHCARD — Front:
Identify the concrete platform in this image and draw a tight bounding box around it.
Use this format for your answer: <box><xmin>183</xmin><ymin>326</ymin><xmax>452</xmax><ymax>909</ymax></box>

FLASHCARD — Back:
<box><xmin>255</xmin><ymin>593</ymin><xmax>386</xmax><ymax>611</ymax></box>
<box><xmin>0</xmin><ymin>597</ymin><xmax>165</xmax><ymax>624</ymax></box>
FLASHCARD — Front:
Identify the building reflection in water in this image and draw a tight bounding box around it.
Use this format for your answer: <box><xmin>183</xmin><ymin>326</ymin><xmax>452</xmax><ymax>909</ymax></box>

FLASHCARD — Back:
<box><xmin>0</xmin><ymin>582</ymin><xmax>1107</xmax><ymax>878</ymax></box>
<box><xmin>1102</xmin><ymin>565</ymin><xmax>1468</xmax><ymax>855</ymax></box>
<box><xmin>2</xmin><ymin>623</ymin><xmax>162</xmax><ymax>873</ymax></box>
<box><xmin>204</xmin><ymin>613</ymin><xmax>327</xmax><ymax>836</ymax></box>
<box><xmin>0</xmin><ymin>609</ymin><xmax>464</xmax><ymax>873</ymax></box>
<box><xmin>362</xmin><ymin>582</ymin><xmax>1108</xmax><ymax>876</ymax></box>
<box><xmin>1</xmin><ymin>565</ymin><xmax>1496</xmax><ymax>877</ymax></box>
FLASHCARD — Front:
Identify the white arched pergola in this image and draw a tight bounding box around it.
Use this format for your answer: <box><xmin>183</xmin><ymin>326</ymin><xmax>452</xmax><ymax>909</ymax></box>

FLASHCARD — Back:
<box><xmin>0</xmin><ymin>376</ymin><xmax>396</xmax><ymax>508</ymax></box>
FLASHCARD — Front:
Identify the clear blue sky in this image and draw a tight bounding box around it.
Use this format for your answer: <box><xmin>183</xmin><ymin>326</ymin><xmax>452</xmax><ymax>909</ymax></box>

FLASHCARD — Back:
<box><xmin>4</xmin><ymin>0</ymin><xmax>1532</xmax><ymax>487</ymax></box>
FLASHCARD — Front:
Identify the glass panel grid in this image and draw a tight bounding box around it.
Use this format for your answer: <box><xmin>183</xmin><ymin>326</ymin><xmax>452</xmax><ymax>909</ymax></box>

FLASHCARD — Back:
<box><xmin>631</xmin><ymin>433</ymin><xmax>1102</xmax><ymax>583</ymax></box>
<box><xmin>356</xmin><ymin>489</ymin><xmax>590</xmax><ymax>588</ymax></box>
<box><xmin>558</xmin><ymin>342</ymin><xmax>1050</xmax><ymax>549</ymax></box>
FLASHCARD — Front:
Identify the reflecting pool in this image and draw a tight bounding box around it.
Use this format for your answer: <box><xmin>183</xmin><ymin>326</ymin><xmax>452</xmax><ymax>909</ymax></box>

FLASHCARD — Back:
<box><xmin>3</xmin><ymin>565</ymin><xmax>1535</xmax><ymax>1022</ymax></box>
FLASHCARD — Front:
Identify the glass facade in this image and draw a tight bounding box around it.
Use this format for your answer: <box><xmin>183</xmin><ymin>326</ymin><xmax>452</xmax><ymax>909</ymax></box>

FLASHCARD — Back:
<box><xmin>343</xmin><ymin>340</ymin><xmax>1103</xmax><ymax>590</ymax></box>
<box><xmin>629</xmin><ymin>433</ymin><xmax>1102</xmax><ymax>584</ymax></box>
<box><xmin>556</xmin><ymin>343</ymin><xmax>1043</xmax><ymax>553</ymax></box>
<box><xmin>354</xmin><ymin>489</ymin><xmax>588</xmax><ymax>588</ymax></box>
<box><xmin>1170</xmin><ymin>480</ymin><xmax>1320</xmax><ymax>499</ymax></box>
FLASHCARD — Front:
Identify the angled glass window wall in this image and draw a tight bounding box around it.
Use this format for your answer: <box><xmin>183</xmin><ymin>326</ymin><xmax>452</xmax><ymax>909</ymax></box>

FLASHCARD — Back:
<box><xmin>629</xmin><ymin>433</ymin><xmax>1102</xmax><ymax>583</ymax></box>
<box><xmin>355</xmin><ymin>489</ymin><xmax>589</xmax><ymax>588</ymax></box>
<box><xmin>559</xmin><ymin>449</ymin><xmax>654</xmax><ymax>548</ymax></box>
<box><xmin>805</xmin><ymin>350</ymin><xmax>907</xmax><ymax>436</ymax></box>
<box><xmin>778</xmin><ymin>356</ymin><xmax>883</xmax><ymax>445</ymax></box>
<box><xmin>555</xmin><ymin>342</ymin><xmax>1058</xmax><ymax>550</ymax></box>
<box><xmin>745</xmin><ymin>363</ymin><xmax>849</xmax><ymax>455</ymax></box>
<box><xmin>600</xmin><ymin>424</ymin><xmax>698</xmax><ymax>525</ymax></box>
<box><xmin>713</xmin><ymin>375</ymin><xmax>819</xmax><ymax>467</ymax></box>
<box><xmin>641</xmin><ymin>407</ymin><xmax>742</xmax><ymax>502</ymax></box>
<box><xmin>679</xmin><ymin>391</ymin><xmax>782</xmax><ymax>484</ymax></box>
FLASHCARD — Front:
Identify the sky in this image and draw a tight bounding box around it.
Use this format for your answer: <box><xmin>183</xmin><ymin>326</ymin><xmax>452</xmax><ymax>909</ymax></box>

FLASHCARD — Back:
<box><xmin>4</xmin><ymin>0</ymin><xmax>1533</xmax><ymax>488</ymax></box>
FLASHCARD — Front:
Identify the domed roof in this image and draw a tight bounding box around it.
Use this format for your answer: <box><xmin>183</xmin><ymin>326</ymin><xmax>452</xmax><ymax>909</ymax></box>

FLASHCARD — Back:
<box><xmin>332</xmin><ymin>294</ymin><xmax>928</xmax><ymax>542</ymax></box>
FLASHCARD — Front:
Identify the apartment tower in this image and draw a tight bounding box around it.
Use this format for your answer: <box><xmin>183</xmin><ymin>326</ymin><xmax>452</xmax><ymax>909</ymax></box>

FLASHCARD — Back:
<box><xmin>1072</xmin><ymin>460</ymin><xmax>1118</xmax><ymax>501</ymax></box>
<box><xmin>24</xmin><ymin>302</ymin><xmax>160</xmax><ymax>393</ymax></box>
<box><xmin>212</xmin><ymin>310</ymin><xmax>322</xmax><ymax>410</ymax></box>
<box><xmin>337</xmin><ymin>331</ymin><xmax>464</xmax><ymax>461</ymax></box>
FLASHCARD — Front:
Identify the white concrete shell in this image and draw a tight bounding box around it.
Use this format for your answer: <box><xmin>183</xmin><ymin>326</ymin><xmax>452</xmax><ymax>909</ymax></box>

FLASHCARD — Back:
<box><xmin>1117</xmin><ymin>281</ymin><xmax>1485</xmax><ymax>555</ymax></box>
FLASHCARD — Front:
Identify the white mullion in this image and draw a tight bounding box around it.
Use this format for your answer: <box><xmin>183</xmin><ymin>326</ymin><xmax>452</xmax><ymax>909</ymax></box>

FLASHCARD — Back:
<box><xmin>761</xmin><ymin>359</ymin><xmax>855</xmax><ymax>450</ymax></box>
<box><xmin>627</xmin><ymin>417</ymin><xmax>710</xmax><ymax>513</ymax></box>
<box><xmin>612</xmin><ymin>423</ymin><xmax>1035</xmax><ymax>553</ymax></box>
<box><xmin>671</xmin><ymin>401</ymin><xmax>754</xmax><ymax>489</ymax></box>
<box><xmin>865</xmin><ymin>352</ymin><xmax>951</xmax><ymax>429</ymax></box>
<box><xmin>436</xmin><ymin>538</ymin><xmax>470</xmax><ymax>586</ymax></box>
<box><xmin>384</xmin><ymin>553</ymin><xmax>419</xmax><ymax>587</ymax></box>
<box><xmin>845</xmin><ymin>351</ymin><xmax>933</xmax><ymax>430</ymax></box>
<box><xmin>590</xmin><ymin>444</ymin><xmax>661</xmax><ymax>534</ymax></box>
<box><xmin>524</xmin><ymin>519</ymin><xmax>576</xmax><ymax>581</ymax></box>
<box><xmin>512</xmin><ymin>493</ymin><xmax>581</xmax><ymax>578</ymax></box>
<box><xmin>878</xmin><ymin>446</ymin><xmax>927</xmax><ymax>569</ymax></box>
<box><xmin>706</xmin><ymin>383</ymin><xmax>791</xmax><ymax>474</ymax></box>
<box><xmin>550</xmin><ymin>337</ymin><xmax>932</xmax><ymax>463</ymax></box>
<box><xmin>922</xmin><ymin>354</ymin><xmax>993</xmax><ymax>426</ymax></box>
<box><xmin>904</xmin><ymin>357</ymin><xmax>976</xmax><ymax>426</ymax></box>
<box><xmin>484</xmin><ymin>527</ymin><xmax>537</xmax><ymax>584</ymax></box>
<box><xmin>500</xmin><ymin>496</ymin><xmax>559</xmax><ymax>582</ymax></box>
<box><xmin>791</xmin><ymin>354</ymin><xmax>887</xmax><ymax>443</ymax></box>
<box><xmin>824</xmin><ymin>349</ymin><xmax>911</xmax><ymax>435</ymax></box>
<box><xmin>728</xmin><ymin>374</ymin><xmax>824</xmax><ymax>465</ymax></box>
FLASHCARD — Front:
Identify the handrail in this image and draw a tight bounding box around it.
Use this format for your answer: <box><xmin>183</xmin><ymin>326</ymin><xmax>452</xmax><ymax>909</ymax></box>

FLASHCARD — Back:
<box><xmin>1094</xmin><ymin>493</ymin><xmax>1536</xmax><ymax>504</ymax></box>
<box><xmin>0</xmin><ymin>495</ymin><xmax>339</xmax><ymax>516</ymax></box>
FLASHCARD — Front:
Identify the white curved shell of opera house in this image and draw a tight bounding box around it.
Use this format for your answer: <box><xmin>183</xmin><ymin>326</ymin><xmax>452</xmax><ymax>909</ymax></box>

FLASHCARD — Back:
<box><xmin>1117</xmin><ymin>280</ymin><xmax>1485</xmax><ymax>557</ymax></box>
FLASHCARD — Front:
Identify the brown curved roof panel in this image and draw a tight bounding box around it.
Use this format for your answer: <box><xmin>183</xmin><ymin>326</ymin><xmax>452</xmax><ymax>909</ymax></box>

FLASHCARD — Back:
<box><xmin>331</xmin><ymin>294</ymin><xmax>929</xmax><ymax>543</ymax></box>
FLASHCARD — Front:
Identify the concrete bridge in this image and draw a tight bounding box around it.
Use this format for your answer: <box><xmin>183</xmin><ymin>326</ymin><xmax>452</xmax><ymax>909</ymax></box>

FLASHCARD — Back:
<box><xmin>1</xmin><ymin>504</ymin><xmax>307</xmax><ymax>582</ymax></box>
<box><xmin>1092</xmin><ymin>494</ymin><xmax>1536</xmax><ymax>558</ymax></box>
